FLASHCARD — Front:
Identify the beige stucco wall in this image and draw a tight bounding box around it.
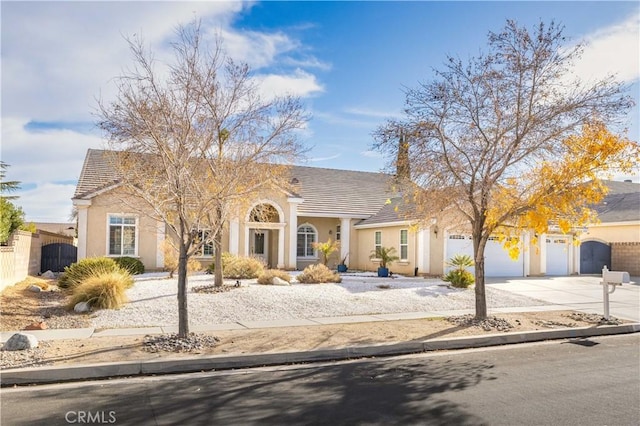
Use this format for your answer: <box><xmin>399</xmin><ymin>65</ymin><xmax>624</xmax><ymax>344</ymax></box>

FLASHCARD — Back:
<box><xmin>85</xmin><ymin>190</ymin><xmax>161</xmax><ymax>270</ymax></box>
<box><xmin>296</xmin><ymin>216</ymin><xmax>342</xmax><ymax>270</ymax></box>
<box><xmin>355</xmin><ymin>225</ymin><xmax>417</xmax><ymax>275</ymax></box>
<box><xmin>580</xmin><ymin>222</ymin><xmax>640</xmax><ymax>244</ymax></box>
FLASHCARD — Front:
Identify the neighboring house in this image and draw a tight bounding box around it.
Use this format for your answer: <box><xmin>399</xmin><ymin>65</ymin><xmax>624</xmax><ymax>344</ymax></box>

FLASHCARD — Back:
<box><xmin>579</xmin><ymin>180</ymin><xmax>640</xmax><ymax>275</ymax></box>
<box><xmin>72</xmin><ymin>149</ymin><xmax>639</xmax><ymax>277</ymax></box>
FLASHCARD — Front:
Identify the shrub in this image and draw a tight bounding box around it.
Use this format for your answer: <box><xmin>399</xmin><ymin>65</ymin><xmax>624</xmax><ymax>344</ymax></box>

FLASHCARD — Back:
<box><xmin>219</xmin><ymin>254</ymin><xmax>265</xmax><ymax>279</ymax></box>
<box><xmin>296</xmin><ymin>264</ymin><xmax>342</xmax><ymax>284</ymax></box>
<box><xmin>163</xmin><ymin>241</ymin><xmax>203</xmax><ymax>277</ymax></box>
<box><xmin>188</xmin><ymin>258</ymin><xmax>203</xmax><ymax>274</ymax></box>
<box><xmin>58</xmin><ymin>257</ymin><xmax>124</xmax><ymax>289</ymax></box>
<box><xmin>207</xmin><ymin>253</ymin><xmax>264</xmax><ymax>279</ymax></box>
<box><xmin>113</xmin><ymin>256</ymin><xmax>145</xmax><ymax>275</ymax></box>
<box><xmin>67</xmin><ymin>270</ymin><xmax>131</xmax><ymax>310</ymax></box>
<box><xmin>443</xmin><ymin>270</ymin><xmax>475</xmax><ymax>288</ymax></box>
<box><xmin>257</xmin><ymin>269</ymin><xmax>292</xmax><ymax>285</ymax></box>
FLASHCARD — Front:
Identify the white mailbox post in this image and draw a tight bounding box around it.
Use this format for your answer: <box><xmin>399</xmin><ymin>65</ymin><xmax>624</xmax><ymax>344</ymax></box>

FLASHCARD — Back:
<box><xmin>601</xmin><ymin>266</ymin><xmax>630</xmax><ymax>320</ymax></box>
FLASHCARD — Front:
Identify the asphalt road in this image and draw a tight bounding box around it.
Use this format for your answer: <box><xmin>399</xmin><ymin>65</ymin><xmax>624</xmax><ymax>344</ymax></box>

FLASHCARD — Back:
<box><xmin>2</xmin><ymin>334</ymin><xmax>639</xmax><ymax>426</ymax></box>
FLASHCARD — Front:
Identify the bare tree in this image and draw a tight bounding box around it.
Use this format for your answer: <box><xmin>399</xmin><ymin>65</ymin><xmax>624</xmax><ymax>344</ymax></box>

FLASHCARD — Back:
<box><xmin>374</xmin><ymin>20</ymin><xmax>635</xmax><ymax>319</ymax></box>
<box><xmin>98</xmin><ymin>21</ymin><xmax>308</xmax><ymax>337</ymax></box>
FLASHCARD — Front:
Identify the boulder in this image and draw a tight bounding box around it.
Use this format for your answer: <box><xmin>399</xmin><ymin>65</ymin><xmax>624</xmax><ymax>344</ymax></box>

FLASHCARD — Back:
<box><xmin>28</xmin><ymin>285</ymin><xmax>42</xmax><ymax>293</ymax></box>
<box><xmin>41</xmin><ymin>270</ymin><xmax>55</xmax><ymax>279</ymax></box>
<box><xmin>2</xmin><ymin>333</ymin><xmax>39</xmax><ymax>351</ymax></box>
<box><xmin>74</xmin><ymin>301</ymin><xmax>91</xmax><ymax>313</ymax></box>
<box><xmin>272</xmin><ymin>277</ymin><xmax>290</xmax><ymax>286</ymax></box>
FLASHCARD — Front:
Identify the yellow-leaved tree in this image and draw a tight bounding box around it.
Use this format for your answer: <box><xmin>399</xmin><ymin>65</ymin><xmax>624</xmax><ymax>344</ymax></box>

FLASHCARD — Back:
<box><xmin>374</xmin><ymin>20</ymin><xmax>638</xmax><ymax>319</ymax></box>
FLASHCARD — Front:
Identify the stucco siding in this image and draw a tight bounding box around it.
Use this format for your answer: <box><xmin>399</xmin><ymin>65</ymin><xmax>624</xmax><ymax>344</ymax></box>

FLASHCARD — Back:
<box><xmin>581</xmin><ymin>223</ymin><xmax>640</xmax><ymax>243</ymax></box>
<box><xmin>85</xmin><ymin>190</ymin><xmax>160</xmax><ymax>270</ymax></box>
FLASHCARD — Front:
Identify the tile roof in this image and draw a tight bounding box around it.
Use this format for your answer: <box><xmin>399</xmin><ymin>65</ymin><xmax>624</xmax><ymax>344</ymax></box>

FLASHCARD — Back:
<box><xmin>73</xmin><ymin>149</ymin><xmax>397</xmax><ymax>218</ymax></box>
<box><xmin>289</xmin><ymin>166</ymin><xmax>397</xmax><ymax>217</ymax></box>
<box><xmin>593</xmin><ymin>180</ymin><xmax>640</xmax><ymax>223</ymax></box>
<box><xmin>355</xmin><ymin>197</ymin><xmax>418</xmax><ymax>226</ymax></box>
<box><xmin>73</xmin><ymin>150</ymin><xmax>121</xmax><ymax>199</ymax></box>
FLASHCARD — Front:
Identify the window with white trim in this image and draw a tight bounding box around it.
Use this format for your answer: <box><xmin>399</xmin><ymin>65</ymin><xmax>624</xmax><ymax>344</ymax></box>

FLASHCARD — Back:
<box><xmin>297</xmin><ymin>225</ymin><xmax>316</xmax><ymax>257</ymax></box>
<box><xmin>108</xmin><ymin>215</ymin><xmax>137</xmax><ymax>256</ymax></box>
<box><xmin>374</xmin><ymin>231</ymin><xmax>382</xmax><ymax>257</ymax></box>
<box><xmin>400</xmin><ymin>229</ymin><xmax>408</xmax><ymax>260</ymax></box>
<box><xmin>336</xmin><ymin>225</ymin><xmax>341</xmax><ymax>241</ymax></box>
<box><xmin>195</xmin><ymin>230</ymin><xmax>214</xmax><ymax>257</ymax></box>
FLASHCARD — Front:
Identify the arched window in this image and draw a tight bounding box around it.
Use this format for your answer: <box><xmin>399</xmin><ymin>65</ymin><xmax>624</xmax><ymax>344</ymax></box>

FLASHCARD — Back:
<box><xmin>297</xmin><ymin>224</ymin><xmax>317</xmax><ymax>257</ymax></box>
<box><xmin>249</xmin><ymin>203</ymin><xmax>280</xmax><ymax>223</ymax></box>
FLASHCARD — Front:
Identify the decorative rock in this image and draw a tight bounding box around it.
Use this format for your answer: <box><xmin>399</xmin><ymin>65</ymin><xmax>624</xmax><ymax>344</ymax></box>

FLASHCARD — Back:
<box><xmin>2</xmin><ymin>333</ymin><xmax>39</xmax><ymax>351</ymax></box>
<box><xmin>272</xmin><ymin>277</ymin><xmax>290</xmax><ymax>286</ymax></box>
<box><xmin>28</xmin><ymin>285</ymin><xmax>42</xmax><ymax>293</ymax></box>
<box><xmin>24</xmin><ymin>321</ymin><xmax>48</xmax><ymax>330</ymax></box>
<box><xmin>41</xmin><ymin>270</ymin><xmax>55</xmax><ymax>279</ymax></box>
<box><xmin>74</xmin><ymin>301</ymin><xmax>91</xmax><ymax>313</ymax></box>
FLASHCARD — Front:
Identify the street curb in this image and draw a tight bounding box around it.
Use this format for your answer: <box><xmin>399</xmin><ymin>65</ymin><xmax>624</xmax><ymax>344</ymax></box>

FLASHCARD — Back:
<box><xmin>2</xmin><ymin>323</ymin><xmax>639</xmax><ymax>386</ymax></box>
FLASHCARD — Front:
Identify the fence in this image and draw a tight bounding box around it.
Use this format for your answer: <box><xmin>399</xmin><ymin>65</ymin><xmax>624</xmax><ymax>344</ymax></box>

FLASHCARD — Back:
<box><xmin>0</xmin><ymin>231</ymin><xmax>41</xmax><ymax>291</ymax></box>
<box><xmin>0</xmin><ymin>230</ymin><xmax>75</xmax><ymax>291</ymax></box>
<box><xmin>611</xmin><ymin>242</ymin><xmax>640</xmax><ymax>276</ymax></box>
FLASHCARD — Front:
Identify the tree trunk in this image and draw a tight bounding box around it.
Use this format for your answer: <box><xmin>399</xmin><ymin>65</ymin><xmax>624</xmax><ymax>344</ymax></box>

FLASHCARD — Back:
<box><xmin>473</xmin><ymin>231</ymin><xmax>488</xmax><ymax>319</ymax></box>
<box><xmin>214</xmin><ymin>206</ymin><xmax>224</xmax><ymax>287</ymax></box>
<box><xmin>177</xmin><ymin>239</ymin><xmax>189</xmax><ymax>337</ymax></box>
<box><xmin>214</xmin><ymin>231</ymin><xmax>223</xmax><ymax>287</ymax></box>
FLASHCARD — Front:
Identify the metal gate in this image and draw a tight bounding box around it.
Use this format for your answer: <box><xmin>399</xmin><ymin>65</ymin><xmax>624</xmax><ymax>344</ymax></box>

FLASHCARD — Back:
<box><xmin>580</xmin><ymin>241</ymin><xmax>611</xmax><ymax>274</ymax></box>
<box><xmin>41</xmin><ymin>243</ymin><xmax>77</xmax><ymax>273</ymax></box>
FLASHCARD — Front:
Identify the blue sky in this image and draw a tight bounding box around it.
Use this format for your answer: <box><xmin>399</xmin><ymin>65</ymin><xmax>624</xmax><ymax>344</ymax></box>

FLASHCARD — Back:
<box><xmin>2</xmin><ymin>1</ymin><xmax>639</xmax><ymax>222</ymax></box>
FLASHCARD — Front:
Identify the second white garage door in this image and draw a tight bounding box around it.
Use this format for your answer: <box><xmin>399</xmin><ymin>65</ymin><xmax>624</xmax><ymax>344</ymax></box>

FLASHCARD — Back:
<box><xmin>546</xmin><ymin>236</ymin><xmax>570</xmax><ymax>275</ymax></box>
<box><xmin>446</xmin><ymin>234</ymin><xmax>524</xmax><ymax>277</ymax></box>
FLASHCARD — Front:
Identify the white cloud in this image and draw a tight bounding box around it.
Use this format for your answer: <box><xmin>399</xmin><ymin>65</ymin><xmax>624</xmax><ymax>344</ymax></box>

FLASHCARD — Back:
<box><xmin>254</xmin><ymin>69</ymin><xmax>324</xmax><ymax>100</ymax></box>
<box><xmin>344</xmin><ymin>107</ymin><xmax>404</xmax><ymax>120</ymax></box>
<box><xmin>361</xmin><ymin>150</ymin><xmax>384</xmax><ymax>159</ymax></box>
<box><xmin>1</xmin><ymin>2</ymin><xmax>244</xmax><ymax>122</ymax></box>
<box><xmin>570</xmin><ymin>10</ymin><xmax>640</xmax><ymax>84</ymax></box>
<box><xmin>307</xmin><ymin>154</ymin><xmax>341</xmax><ymax>163</ymax></box>
<box><xmin>14</xmin><ymin>183</ymin><xmax>78</xmax><ymax>223</ymax></box>
<box><xmin>1</xmin><ymin>118</ymin><xmax>103</xmax><ymax>185</ymax></box>
<box><xmin>1</xmin><ymin>1</ymin><xmax>326</xmax><ymax>222</ymax></box>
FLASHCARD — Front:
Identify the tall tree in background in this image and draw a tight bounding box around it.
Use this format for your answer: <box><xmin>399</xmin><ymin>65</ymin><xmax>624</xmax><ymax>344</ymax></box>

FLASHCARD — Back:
<box><xmin>98</xmin><ymin>21</ymin><xmax>308</xmax><ymax>338</ymax></box>
<box><xmin>374</xmin><ymin>20</ymin><xmax>637</xmax><ymax>319</ymax></box>
<box><xmin>0</xmin><ymin>162</ymin><xmax>20</xmax><ymax>200</ymax></box>
<box><xmin>0</xmin><ymin>162</ymin><xmax>26</xmax><ymax>243</ymax></box>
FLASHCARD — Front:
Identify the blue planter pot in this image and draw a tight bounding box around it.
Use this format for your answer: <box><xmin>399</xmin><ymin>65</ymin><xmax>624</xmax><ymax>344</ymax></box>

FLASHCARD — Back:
<box><xmin>337</xmin><ymin>264</ymin><xmax>348</xmax><ymax>273</ymax></box>
<box><xmin>377</xmin><ymin>267</ymin><xmax>389</xmax><ymax>277</ymax></box>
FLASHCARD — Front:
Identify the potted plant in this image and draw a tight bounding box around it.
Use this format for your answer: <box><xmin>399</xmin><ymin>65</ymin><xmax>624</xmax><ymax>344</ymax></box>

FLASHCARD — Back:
<box><xmin>370</xmin><ymin>246</ymin><xmax>399</xmax><ymax>277</ymax></box>
<box><xmin>337</xmin><ymin>253</ymin><xmax>349</xmax><ymax>273</ymax></box>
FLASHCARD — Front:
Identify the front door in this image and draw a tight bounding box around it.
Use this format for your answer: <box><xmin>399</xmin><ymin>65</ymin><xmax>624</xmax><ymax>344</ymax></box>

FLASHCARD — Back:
<box><xmin>252</xmin><ymin>230</ymin><xmax>269</xmax><ymax>265</ymax></box>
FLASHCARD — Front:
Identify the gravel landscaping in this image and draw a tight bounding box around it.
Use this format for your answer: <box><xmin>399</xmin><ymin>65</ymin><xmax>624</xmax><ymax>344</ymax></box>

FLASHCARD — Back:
<box><xmin>89</xmin><ymin>272</ymin><xmax>549</xmax><ymax>329</ymax></box>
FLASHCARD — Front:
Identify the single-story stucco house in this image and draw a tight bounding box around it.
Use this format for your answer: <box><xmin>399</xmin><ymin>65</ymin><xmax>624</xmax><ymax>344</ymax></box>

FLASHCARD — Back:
<box><xmin>72</xmin><ymin>149</ymin><xmax>639</xmax><ymax>277</ymax></box>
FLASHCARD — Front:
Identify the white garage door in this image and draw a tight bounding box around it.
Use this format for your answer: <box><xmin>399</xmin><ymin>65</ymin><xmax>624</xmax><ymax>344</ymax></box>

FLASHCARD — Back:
<box><xmin>546</xmin><ymin>236</ymin><xmax>570</xmax><ymax>275</ymax></box>
<box><xmin>446</xmin><ymin>234</ymin><xmax>524</xmax><ymax>277</ymax></box>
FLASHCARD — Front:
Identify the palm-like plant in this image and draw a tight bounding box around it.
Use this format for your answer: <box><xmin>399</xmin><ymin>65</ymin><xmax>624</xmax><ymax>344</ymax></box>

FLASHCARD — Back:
<box><xmin>444</xmin><ymin>254</ymin><xmax>475</xmax><ymax>288</ymax></box>
<box><xmin>446</xmin><ymin>254</ymin><xmax>474</xmax><ymax>271</ymax></box>
<box><xmin>370</xmin><ymin>246</ymin><xmax>400</xmax><ymax>269</ymax></box>
<box><xmin>312</xmin><ymin>238</ymin><xmax>340</xmax><ymax>266</ymax></box>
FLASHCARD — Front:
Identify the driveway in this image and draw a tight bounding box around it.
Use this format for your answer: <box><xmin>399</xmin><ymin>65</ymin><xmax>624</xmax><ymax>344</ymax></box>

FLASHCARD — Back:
<box><xmin>487</xmin><ymin>276</ymin><xmax>640</xmax><ymax>322</ymax></box>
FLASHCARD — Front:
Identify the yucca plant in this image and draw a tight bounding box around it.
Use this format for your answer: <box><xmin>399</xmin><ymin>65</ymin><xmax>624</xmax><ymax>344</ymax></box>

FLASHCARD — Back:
<box><xmin>444</xmin><ymin>254</ymin><xmax>475</xmax><ymax>288</ymax></box>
